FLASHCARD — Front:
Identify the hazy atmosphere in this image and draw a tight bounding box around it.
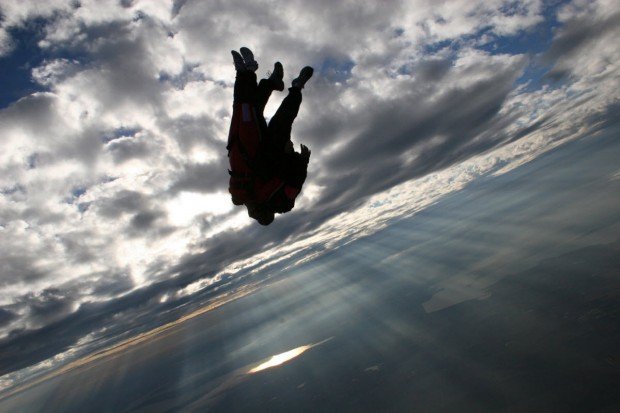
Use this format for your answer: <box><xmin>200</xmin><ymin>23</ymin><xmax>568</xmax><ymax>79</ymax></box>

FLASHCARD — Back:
<box><xmin>0</xmin><ymin>0</ymin><xmax>619</xmax><ymax>411</ymax></box>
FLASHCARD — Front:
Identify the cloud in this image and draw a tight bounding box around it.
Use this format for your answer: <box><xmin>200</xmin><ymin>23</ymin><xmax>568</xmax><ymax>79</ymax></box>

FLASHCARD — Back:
<box><xmin>93</xmin><ymin>189</ymin><xmax>148</xmax><ymax>219</ymax></box>
<box><xmin>0</xmin><ymin>309</ymin><xmax>16</xmax><ymax>328</ymax></box>
<box><xmin>166</xmin><ymin>160</ymin><xmax>229</xmax><ymax>194</ymax></box>
<box><xmin>0</xmin><ymin>252</ymin><xmax>47</xmax><ymax>288</ymax></box>
<box><xmin>16</xmin><ymin>288</ymin><xmax>77</xmax><ymax>327</ymax></box>
<box><xmin>0</xmin><ymin>0</ymin><xmax>619</xmax><ymax>391</ymax></box>
<box><xmin>542</xmin><ymin>5</ymin><xmax>620</xmax><ymax>82</ymax></box>
<box><xmin>106</xmin><ymin>134</ymin><xmax>155</xmax><ymax>164</ymax></box>
<box><xmin>305</xmin><ymin>50</ymin><xmax>526</xmax><ymax>215</ymax></box>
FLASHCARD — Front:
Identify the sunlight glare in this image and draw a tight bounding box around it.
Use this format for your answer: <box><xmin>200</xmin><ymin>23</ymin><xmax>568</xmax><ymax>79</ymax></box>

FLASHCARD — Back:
<box><xmin>248</xmin><ymin>345</ymin><xmax>313</xmax><ymax>374</ymax></box>
<box><xmin>247</xmin><ymin>338</ymin><xmax>332</xmax><ymax>374</ymax></box>
<box><xmin>167</xmin><ymin>191</ymin><xmax>232</xmax><ymax>226</ymax></box>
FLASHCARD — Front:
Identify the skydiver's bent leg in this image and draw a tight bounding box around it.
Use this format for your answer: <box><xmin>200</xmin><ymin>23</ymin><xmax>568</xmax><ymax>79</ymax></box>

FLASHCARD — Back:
<box><xmin>256</xmin><ymin>79</ymin><xmax>275</xmax><ymax>117</ymax></box>
<box><xmin>255</xmin><ymin>62</ymin><xmax>284</xmax><ymax>116</ymax></box>
<box><xmin>267</xmin><ymin>87</ymin><xmax>302</xmax><ymax>153</ymax></box>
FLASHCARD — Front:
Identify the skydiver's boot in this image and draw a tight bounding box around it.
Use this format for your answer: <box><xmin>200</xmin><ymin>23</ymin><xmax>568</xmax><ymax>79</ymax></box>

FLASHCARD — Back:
<box><xmin>292</xmin><ymin>66</ymin><xmax>314</xmax><ymax>89</ymax></box>
<box><xmin>269</xmin><ymin>62</ymin><xmax>284</xmax><ymax>91</ymax></box>
<box><xmin>240</xmin><ymin>47</ymin><xmax>258</xmax><ymax>72</ymax></box>
<box><xmin>231</xmin><ymin>50</ymin><xmax>246</xmax><ymax>72</ymax></box>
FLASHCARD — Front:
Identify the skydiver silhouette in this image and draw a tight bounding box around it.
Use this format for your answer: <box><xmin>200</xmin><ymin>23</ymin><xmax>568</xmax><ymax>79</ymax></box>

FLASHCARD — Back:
<box><xmin>227</xmin><ymin>47</ymin><xmax>313</xmax><ymax>225</ymax></box>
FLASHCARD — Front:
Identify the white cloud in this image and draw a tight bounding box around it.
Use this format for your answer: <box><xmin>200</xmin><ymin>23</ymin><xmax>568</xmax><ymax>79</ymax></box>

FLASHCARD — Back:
<box><xmin>166</xmin><ymin>191</ymin><xmax>232</xmax><ymax>226</ymax></box>
<box><xmin>0</xmin><ymin>0</ymin><xmax>619</xmax><ymax>391</ymax></box>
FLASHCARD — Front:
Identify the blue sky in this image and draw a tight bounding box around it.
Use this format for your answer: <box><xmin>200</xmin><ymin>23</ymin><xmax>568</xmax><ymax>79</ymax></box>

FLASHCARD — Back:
<box><xmin>0</xmin><ymin>0</ymin><xmax>619</xmax><ymax>395</ymax></box>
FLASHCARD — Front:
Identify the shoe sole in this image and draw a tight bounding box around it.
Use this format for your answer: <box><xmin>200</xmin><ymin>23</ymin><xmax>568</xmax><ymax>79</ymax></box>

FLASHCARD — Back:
<box><xmin>239</xmin><ymin>47</ymin><xmax>257</xmax><ymax>67</ymax></box>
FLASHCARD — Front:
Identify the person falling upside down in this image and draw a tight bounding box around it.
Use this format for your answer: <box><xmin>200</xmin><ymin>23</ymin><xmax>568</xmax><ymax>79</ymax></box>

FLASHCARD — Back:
<box><xmin>227</xmin><ymin>47</ymin><xmax>313</xmax><ymax>226</ymax></box>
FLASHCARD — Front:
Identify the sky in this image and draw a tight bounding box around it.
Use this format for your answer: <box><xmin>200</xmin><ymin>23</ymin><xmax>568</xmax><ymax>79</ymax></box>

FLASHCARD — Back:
<box><xmin>0</xmin><ymin>0</ymin><xmax>619</xmax><ymax>395</ymax></box>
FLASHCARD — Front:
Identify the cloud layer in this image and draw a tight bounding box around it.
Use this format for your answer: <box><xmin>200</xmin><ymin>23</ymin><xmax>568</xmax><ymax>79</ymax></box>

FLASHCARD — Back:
<box><xmin>0</xmin><ymin>0</ymin><xmax>619</xmax><ymax>391</ymax></box>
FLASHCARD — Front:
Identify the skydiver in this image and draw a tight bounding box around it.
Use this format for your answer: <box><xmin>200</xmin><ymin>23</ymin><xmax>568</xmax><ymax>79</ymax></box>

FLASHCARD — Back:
<box><xmin>227</xmin><ymin>47</ymin><xmax>313</xmax><ymax>225</ymax></box>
